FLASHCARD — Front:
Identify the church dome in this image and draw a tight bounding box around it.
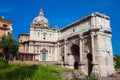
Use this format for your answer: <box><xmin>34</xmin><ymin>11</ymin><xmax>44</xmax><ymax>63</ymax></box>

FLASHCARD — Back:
<box><xmin>31</xmin><ymin>9</ymin><xmax>50</xmax><ymax>29</ymax></box>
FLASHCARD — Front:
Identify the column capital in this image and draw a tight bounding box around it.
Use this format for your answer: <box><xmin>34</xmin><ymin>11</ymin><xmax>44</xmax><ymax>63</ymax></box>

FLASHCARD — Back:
<box><xmin>64</xmin><ymin>38</ymin><xmax>68</xmax><ymax>44</ymax></box>
<box><xmin>90</xmin><ymin>31</ymin><xmax>95</xmax><ymax>36</ymax></box>
<box><xmin>64</xmin><ymin>38</ymin><xmax>67</xmax><ymax>41</ymax></box>
<box><xmin>79</xmin><ymin>34</ymin><xmax>83</xmax><ymax>40</ymax></box>
<box><xmin>57</xmin><ymin>42</ymin><xmax>60</xmax><ymax>46</ymax></box>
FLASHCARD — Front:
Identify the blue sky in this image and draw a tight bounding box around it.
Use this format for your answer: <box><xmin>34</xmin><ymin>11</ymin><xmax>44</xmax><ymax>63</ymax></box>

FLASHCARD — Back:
<box><xmin>0</xmin><ymin>0</ymin><xmax>120</xmax><ymax>55</ymax></box>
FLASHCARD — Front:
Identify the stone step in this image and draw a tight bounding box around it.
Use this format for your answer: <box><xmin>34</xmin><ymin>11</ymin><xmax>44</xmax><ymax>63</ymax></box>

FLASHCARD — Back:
<box><xmin>60</xmin><ymin>70</ymin><xmax>86</xmax><ymax>80</ymax></box>
<box><xmin>99</xmin><ymin>77</ymin><xmax>120</xmax><ymax>80</ymax></box>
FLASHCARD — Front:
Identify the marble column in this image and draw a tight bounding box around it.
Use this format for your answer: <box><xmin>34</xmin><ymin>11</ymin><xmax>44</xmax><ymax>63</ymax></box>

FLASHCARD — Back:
<box><xmin>79</xmin><ymin>35</ymin><xmax>83</xmax><ymax>63</ymax></box>
<box><xmin>79</xmin><ymin>35</ymin><xmax>85</xmax><ymax>73</ymax></box>
<box><xmin>90</xmin><ymin>31</ymin><xmax>99</xmax><ymax>77</ymax></box>
<box><xmin>91</xmin><ymin>32</ymin><xmax>96</xmax><ymax>63</ymax></box>
<box><xmin>57</xmin><ymin>42</ymin><xmax>60</xmax><ymax>62</ymax></box>
<box><xmin>64</xmin><ymin>38</ymin><xmax>67</xmax><ymax>64</ymax></box>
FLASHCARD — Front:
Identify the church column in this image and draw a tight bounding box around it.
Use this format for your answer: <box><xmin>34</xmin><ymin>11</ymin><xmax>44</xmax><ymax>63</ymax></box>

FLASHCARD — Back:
<box><xmin>32</xmin><ymin>54</ymin><xmax>35</xmax><ymax>61</ymax></box>
<box><xmin>90</xmin><ymin>31</ymin><xmax>99</xmax><ymax>77</ymax></box>
<box><xmin>79</xmin><ymin>35</ymin><xmax>85</xmax><ymax>72</ymax></box>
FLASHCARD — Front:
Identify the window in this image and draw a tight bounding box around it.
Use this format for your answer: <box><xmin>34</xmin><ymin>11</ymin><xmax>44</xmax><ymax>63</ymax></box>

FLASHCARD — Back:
<box><xmin>3</xmin><ymin>24</ymin><xmax>8</xmax><ymax>27</ymax></box>
<box><xmin>43</xmin><ymin>32</ymin><xmax>46</xmax><ymax>40</ymax></box>
<box><xmin>43</xmin><ymin>37</ymin><xmax>46</xmax><ymax>40</ymax></box>
<box><xmin>43</xmin><ymin>32</ymin><xmax>46</xmax><ymax>36</ymax></box>
<box><xmin>50</xmin><ymin>33</ymin><xmax>51</xmax><ymax>38</ymax></box>
<box><xmin>73</xmin><ymin>29</ymin><xmax>75</xmax><ymax>32</ymax></box>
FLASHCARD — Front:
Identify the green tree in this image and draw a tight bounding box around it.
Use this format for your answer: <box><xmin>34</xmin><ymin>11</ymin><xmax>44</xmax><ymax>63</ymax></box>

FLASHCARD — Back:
<box><xmin>114</xmin><ymin>55</ymin><xmax>120</xmax><ymax>69</ymax></box>
<box><xmin>0</xmin><ymin>34</ymin><xmax>19</xmax><ymax>60</ymax></box>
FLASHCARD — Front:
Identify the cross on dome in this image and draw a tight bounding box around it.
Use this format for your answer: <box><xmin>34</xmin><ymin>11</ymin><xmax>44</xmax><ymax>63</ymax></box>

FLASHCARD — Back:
<box><xmin>39</xmin><ymin>9</ymin><xmax>44</xmax><ymax>16</ymax></box>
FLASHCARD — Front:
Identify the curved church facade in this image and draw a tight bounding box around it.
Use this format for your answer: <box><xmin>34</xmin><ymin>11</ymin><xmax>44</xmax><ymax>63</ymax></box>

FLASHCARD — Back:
<box><xmin>18</xmin><ymin>9</ymin><xmax>115</xmax><ymax>77</ymax></box>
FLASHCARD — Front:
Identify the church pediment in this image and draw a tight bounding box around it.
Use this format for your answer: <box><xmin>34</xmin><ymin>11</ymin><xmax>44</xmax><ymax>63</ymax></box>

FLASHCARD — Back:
<box><xmin>40</xmin><ymin>48</ymin><xmax>48</xmax><ymax>52</ymax></box>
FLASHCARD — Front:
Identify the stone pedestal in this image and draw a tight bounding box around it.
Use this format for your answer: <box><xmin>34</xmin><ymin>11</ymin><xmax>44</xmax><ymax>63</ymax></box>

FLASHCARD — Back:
<box><xmin>79</xmin><ymin>62</ymin><xmax>85</xmax><ymax>74</ymax></box>
<box><xmin>64</xmin><ymin>62</ymin><xmax>69</xmax><ymax>68</ymax></box>
<box><xmin>90</xmin><ymin>62</ymin><xmax>100</xmax><ymax>77</ymax></box>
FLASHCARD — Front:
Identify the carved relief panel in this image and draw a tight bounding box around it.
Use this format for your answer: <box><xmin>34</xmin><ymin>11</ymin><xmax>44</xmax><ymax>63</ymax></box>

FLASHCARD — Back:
<box><xmin>83</xmin><ymin>35</ymin><xmax>91</xmax><ymax>53</ymax></box>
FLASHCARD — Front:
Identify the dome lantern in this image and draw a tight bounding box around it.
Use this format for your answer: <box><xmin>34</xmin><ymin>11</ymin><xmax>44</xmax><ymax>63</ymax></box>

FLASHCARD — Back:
<box><xmin>31</xmin><ymin>9</ymin><xmax>50</xmax><ymax>29</ymax></box>
<box><xmin>39</xmin><ymin>9</ymin><xmax>44</xmax><ymax>16</ymax></box>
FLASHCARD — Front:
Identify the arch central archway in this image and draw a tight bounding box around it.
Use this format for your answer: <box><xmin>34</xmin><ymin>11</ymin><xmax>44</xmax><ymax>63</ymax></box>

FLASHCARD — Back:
<box><xmin>70</xmin><ymin>44</ymin><xmax>80</xmax><ymax>69</ymax></box>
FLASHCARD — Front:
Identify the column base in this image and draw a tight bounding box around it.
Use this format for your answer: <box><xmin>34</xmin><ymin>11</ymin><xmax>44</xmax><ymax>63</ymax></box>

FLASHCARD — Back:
<box><xmin>79</xmin><ymin>62</ymin><xmax>85</xmax><ymax>73</ymax></box>
<box><xmin>91</xmin><ymin>61</ymin><xmax>98</xmax><ymax>65</ymax></box>
<box><xmin>79</xmin><ymin>62</ymin><xmax>85</xmax><ymax>65</ymax></box>
<box><xmin>90</xmin><ymin>73</ymin><xmax>100</xmax><ymax>78</ymax></box>
<box><xmin>63</xmin><ymin>62</ymin><xmax>69</xmax><ymax>67</ymax></box>
<box><xmin>91</xmin><ymin>62</ymin><xmax>100</xmax><ymax>78</ymax></box>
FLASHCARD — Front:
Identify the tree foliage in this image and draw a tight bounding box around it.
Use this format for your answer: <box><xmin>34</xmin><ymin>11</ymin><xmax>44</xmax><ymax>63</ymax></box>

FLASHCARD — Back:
<box><xmin>114</xmin><ymin>55</ymin><xmax>120</xmax><ymax>69</ymax></box>
<box><xmin>0</xmin><ymin>34</ymin><xmax>19</xmax><ymax>60</ymax></box>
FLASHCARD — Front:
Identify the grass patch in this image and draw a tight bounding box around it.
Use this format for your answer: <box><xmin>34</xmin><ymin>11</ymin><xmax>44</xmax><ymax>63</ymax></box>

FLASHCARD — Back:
<box><xmin>0</xmin><ymin>58</ymin><xmax>9</xmax><ymax>69</ymax></box>
<box><xmin>0</xmin><ymin>59</ymin><xmax>70</xmax><ymax>80</ymax></box>
<box><xmin>86</xmin><ymin>76</ymin><xmax>98</xmax><ymax>80</ymax></box>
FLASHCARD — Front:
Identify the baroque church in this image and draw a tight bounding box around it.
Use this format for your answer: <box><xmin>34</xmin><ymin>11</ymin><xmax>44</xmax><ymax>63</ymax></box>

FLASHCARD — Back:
<box><xmin>18</xmin><ymin>9</ymin><xmax>115</xmax><ymax>77</ymax></box>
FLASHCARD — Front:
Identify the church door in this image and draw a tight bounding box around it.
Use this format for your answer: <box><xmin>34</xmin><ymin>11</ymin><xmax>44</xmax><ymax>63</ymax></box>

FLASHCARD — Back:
<box><xmin>42</xmin><ymin>53</ymin><xmax>46</xmax><ymax>61</ymax></box>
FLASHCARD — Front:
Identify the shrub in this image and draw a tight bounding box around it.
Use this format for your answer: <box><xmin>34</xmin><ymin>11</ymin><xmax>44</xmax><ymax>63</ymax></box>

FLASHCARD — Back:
<box><xmin>114</xmin><ymin>55</ymin><xmax>120</xmax><ymax>69</ymax></box>
<box><xmin>86</xmin><ymin>76</ymin><xmax>98</xmax><ymax>80</ymax></box>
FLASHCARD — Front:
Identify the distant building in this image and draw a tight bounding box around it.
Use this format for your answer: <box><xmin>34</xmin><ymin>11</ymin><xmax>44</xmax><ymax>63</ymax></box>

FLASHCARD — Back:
<box><xmin>0</xmin><ymin>17</ymin><xmax>13</xmax><ymax>54</ymax></box>
<box><xmin>0</xmin><ymin>16</ymin><xmax>13</xmax><ymax>37</ymax></box>
<box><xmin>18</xmin><ymin>9</ymin><xmax>115</xmax><ymax>77</ymax></box>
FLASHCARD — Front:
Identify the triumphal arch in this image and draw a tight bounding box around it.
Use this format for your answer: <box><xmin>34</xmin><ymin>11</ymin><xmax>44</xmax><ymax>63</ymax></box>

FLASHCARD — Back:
<box><xmin>19</xmin><ymin>9</ymin><xmax>115</xmax><ymax>77</ymax></box>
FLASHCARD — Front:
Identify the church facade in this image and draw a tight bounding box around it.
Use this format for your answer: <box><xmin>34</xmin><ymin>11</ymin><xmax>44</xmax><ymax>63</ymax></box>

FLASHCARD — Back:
<box><xmin>18</xmin><ymin>9</ymin><xmax>115</xmax><ymax>77</ymax></box>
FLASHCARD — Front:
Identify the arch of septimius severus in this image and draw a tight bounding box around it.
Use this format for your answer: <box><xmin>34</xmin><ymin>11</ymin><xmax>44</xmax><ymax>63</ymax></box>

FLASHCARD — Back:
<box><xmin>18</xmin><ymin>9</ymin><xmax>115</xmax><ymax>77</ymax></box>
